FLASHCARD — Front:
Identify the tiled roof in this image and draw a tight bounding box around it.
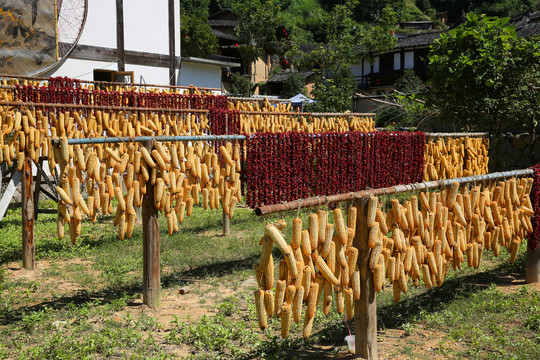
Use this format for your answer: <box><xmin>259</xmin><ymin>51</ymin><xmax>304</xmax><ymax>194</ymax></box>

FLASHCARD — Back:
<box><xmin>396</xmin><ymin>31</ymin><xmax>446</xmax><ymax>48</ymax></box>
<box><xmin>512</xmin><ymin>11</ymin><xmax>540</xmax><ymax>37</ymax></box>
<box><xmin>212</xmin><ymin>29</ymin><xmax>237</xmax><ymax>41</ymax></box>
<box><xmin>208</xmin><ymin>19</ymin><xmax>238</xmax><ymax>27</ymax></box>
<box><xmin>267</xmin><ymin>71</ymin><xmax>314</xmax><ymax>83</ymax></box>
<box><xmin>392</xmin><ymin>11</ymin><xmax>539</xmax><ymax>49</ymax></box>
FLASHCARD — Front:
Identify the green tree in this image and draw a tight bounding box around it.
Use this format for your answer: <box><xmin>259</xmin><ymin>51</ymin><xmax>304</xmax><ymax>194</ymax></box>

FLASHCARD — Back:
<box><xmin>229</xmin><ymin>73</ymin><xmax>254</xmax><ymax>97</ymax></box>
<box><xmin>395</xmin><ymin>69</ymin><xmax>426</xmax><ymax>93</ymax></box>
<box><xmin>283</xmin><ymin>72</ymin><xmax>308</xmax><ymax>98</ymax></box>
<box><xmin>427</xmin><ymin>13</ymin><xmax>540</xmax><ymax>131</ymax></box>
<box><xmin>305</xmin><ymin>69</ymin><xmax>357</xmax><ymax>112</ymax></box>
<box><xmin>290</xmin><ymin>1</ymin><xmax>397</xmax><ymax>112</ymax></box>
<box><xmin>181</xmin><ymin>10</ymin><xmax>218</xmax><ymax>58</ymax></box>
<box><xmin>232</xmin><ymin>0</ymin><xmax>280</xmax><ymax>76</ymax></box>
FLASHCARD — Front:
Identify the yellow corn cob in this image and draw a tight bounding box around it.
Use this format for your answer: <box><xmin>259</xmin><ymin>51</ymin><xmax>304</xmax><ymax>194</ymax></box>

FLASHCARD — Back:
<box><xmin>254</xmin><ymin>289</ymin><xmax>267</xmax><ymax>330</ymax></box>
<box><xmin>274</xmin><ymin>280</ymin><xmax>286</xmax><ymax>317</ymax></box>
<box><xmin>334</xmin><ymin>208</ymin><xmax>347</xmax><ymax>245</ymax></box>
<box><xmin>265</xmin><ymin>224</ymin><xmax>298</xmax><ymax>280</ymax></box>
<box><xmin>291</xmin><ymin>217</ymin><xmax>302</xmax><ymax>250</ymax></box>
<box><xmin>314</xmin><ymin>255</ymin><xmax>340</xmax><ymax>287</ymax></box>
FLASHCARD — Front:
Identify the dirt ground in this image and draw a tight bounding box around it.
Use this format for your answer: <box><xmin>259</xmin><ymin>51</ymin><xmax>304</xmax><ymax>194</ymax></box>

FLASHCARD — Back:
<box><xmin>3</xmin><ymin>259</ymin><xmax>539</xmax><ymax>359</ymax></box>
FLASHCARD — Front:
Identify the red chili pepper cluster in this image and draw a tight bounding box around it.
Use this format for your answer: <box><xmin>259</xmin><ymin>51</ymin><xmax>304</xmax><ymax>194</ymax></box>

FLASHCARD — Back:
<box><xmin>244</xmin><ymin>131</ymin><xmax>425</xmax><ymax>208</ymax></box>
<box><xmin>48</xmin><ymin>76</ymin><xmax>81</xmax><ymax>89</ymax></box>
<box><xmin>14</xmin><ymin>77</ymin><xmax>229</xmax><ymax>110</ymax></box>
<box><xmin>527</xmin><ymin>163</ymin><xmax>540</xmax><ymax>250</ymax></box>
<box><xmin>209</xmin><ymin>109</ymin><xmax>241</xmax><ymax>135</ymax></box>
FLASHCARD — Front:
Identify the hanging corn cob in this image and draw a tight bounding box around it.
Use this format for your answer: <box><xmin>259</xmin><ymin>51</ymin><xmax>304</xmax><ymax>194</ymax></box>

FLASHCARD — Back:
<box><xmin>424</xmin><ymin>137</ymin><xmax>489</xmax><ymax>181</ymax></box>
<box><xmin>367</xmin><ymin>177</ymin><xmax>533</xmax><ymax>300</ymax></box>
<box><xmin>253</xmin><ymin>208</ymin><xmax>360</xmax><ymax>339</ymax></box>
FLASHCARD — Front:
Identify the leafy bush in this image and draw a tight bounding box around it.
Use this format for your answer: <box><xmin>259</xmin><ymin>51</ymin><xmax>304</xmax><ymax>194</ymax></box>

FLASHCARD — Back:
<box><xmin>305</xmin><ymin>69</ymin><xmax>356</xmax><ymax>112</ymax></box>
<box><xmin>229</xmin><ymin>73</ymin><xmax>253</xmax><ymax>97</ymax></box>
<box><xmin>283</xmin><ymin>72</ymin><xmax>307</xmax><ymax>98</ymax></box>
<box><xmin>428</xmin><ymin>14</ymin><xmax>540</xmax><ymax>131</ymax></box>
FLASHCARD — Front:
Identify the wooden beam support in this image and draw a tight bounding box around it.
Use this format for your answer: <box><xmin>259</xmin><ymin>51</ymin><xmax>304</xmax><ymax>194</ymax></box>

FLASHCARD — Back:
<box><xmin>353</xmin><ymin>198</ymin><xmax>378</xmax><ymax>359</ymax></box>
<box><xmin>526</xmin><ymin>245</ymin><xmax>540</xmax><ymax>283</ymax></box>
<box><xmin>222</xmin><ymin>208</ymin><xmax>230</xmax><ymax>236</ymax></box>
<box><xmin>116</xmin><ymin>0</ymin><xmax>125</xmax><ymax>71</ymax></box>
<box><xmin>33</xmin><ymin>158</ymin><xmax>43</xmax><ymax>220</ymax></box>
<box><xmin>168</xmin><ymin>0</ymin><xmax>176</xmax><ymax>85</ymax></box>
<box><xmin>22</xmin><ymin>156</ymin><xmax>35</xmax><ymax>270</ymax></box>
<box><xmin>142</xmin><ymin>140</ymin><xmax>161</xmax><ymax>308</ymax></box>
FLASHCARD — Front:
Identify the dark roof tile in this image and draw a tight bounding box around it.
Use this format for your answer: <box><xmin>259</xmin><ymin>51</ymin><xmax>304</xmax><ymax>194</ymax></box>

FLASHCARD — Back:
<box><xmin>396</xmin><ymin>31</ymin><xmax>446</xmax><ymax>48</ymax></box>
<box><xmin>267</xmin><ymin>71</ymin><xmax>314</xmax><ymax>83</ymax></box>
<box><xmin>212</xmin><ymin>29</ymin><xmax>237</xmax><ymax>41</ymax></box>
<box><xmin>208</xmin><ymin>19</ymin><xmax>238</xmax><ymax>27</ymax></box>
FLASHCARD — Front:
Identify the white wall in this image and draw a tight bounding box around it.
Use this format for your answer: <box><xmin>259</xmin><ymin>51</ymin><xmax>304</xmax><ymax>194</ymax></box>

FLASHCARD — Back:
<box><xmin>404</xmin><ymin>51</ymin><xmax>414</xmax><ymax>69</ymax></box>
<box><xmin>350</xmin><ymin>64</ymin><xmax>363</xmax><ymax>79</ymax></box>
<box><xmin>178</xmin><ymin>62</ymin><xmax>221</xmax><ymax>89</ymax></box>
<box><xmin>124</xmin><ymin>0</ymin><xmax>180</xmax><ymax>55</ymax></box>
<box><xmin>393</xmin><ymin>53</ymin><xmax>401</xmax><ymax>71</ymax></box>
<box><xmin>373</xmin><ymin>56</ymin><xmax>380</xmax><ymax>73</ymax></box>
<box><xmin>46</xmin><ymin>58</ymin><xmax>118</xmax><ymax>81</ymax></box>
<box><xmin>77</xmin><ymin>0</ymin><xmax>180</xmax><ymax>55</ymax></box>
<box><xmin>77</xmin><ymin>0</ymin><xmax>117</xmax><ymax>48</ymax></box>
<box><xmin>46</xmin><ymin>58</ymin><xmax>176</xmax><ymax>85</ymax></box>
<box><xmin>363</xmin><ymin>59</ymin><xmax>371</xmax><ymax>75</ymax></box>
<box><xmin>49</xmin><ymin>0</ymin><xmax>182</xmax><ymax>86</ymax></box>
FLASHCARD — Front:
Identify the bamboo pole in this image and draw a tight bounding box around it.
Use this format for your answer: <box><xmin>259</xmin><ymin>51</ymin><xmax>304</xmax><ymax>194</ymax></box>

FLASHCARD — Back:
<box><xmin>424</xmin><ymin>132</ymin><xmax>488</xmax><ymax>138</ymax></box>
<box><xmin>255</xmin><ymin>169</ymin><xmax>534</xmax><ymax>216</ymax></box>
<box><xmin>52</xmin><ymin>135</ymin><xmax>247</xmax><ymax>146</ymax></box>
<box><xmin>0</xmin><ymin>74</ymin><xmax>220</xmax><ymax>92</ymax></box>
<box><xmin>0</xmin><ymin>100</ymin><xmax>209</xmax><ymax>114</ymax></box>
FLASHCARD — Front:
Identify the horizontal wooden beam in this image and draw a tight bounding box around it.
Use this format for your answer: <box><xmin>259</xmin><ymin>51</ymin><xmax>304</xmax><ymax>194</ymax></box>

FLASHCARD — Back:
<box><xmin>68</xmin><ymin>44</ymin><xmax>180</xmax><ymax>69</ymax></box>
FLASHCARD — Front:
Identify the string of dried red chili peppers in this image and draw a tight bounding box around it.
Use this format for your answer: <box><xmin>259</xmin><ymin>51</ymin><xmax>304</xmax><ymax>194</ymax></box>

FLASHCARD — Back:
<box><xmin>527</xmin><ymin>163</ymin><xmax>540</xmax><ymax>250</ymax></box>
<box><xmin>244</xmin><ymin>131</ymin><xmax>425</xmax><ymax>208</ymax></box>
<box><xmin>208</xmin><ymin>109</ymin><xmax>241</xmax><ymax>136</ymax></box>
<box><xmin>13</xmin><ymin>77</ymin><xmax>228</xmax><ymax>111</ymax></box>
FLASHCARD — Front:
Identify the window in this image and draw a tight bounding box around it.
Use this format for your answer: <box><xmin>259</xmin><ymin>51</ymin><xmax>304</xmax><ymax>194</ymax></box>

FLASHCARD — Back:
<box><xmin>93</xmin><ymin>69</ymin><xmax>134</xmax><ymax>83</ymax></box>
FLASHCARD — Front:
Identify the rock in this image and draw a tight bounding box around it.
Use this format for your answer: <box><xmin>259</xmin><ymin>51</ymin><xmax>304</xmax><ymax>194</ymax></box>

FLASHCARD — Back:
<box><xmin>512</xmin><ymin>136</ymin><xmax>528</xmax><ymax>150</ymax></box>
<box><xmin>507</xmin><ymin>146</ymin><xmax>523</xmax><ymax>161</ymax></box>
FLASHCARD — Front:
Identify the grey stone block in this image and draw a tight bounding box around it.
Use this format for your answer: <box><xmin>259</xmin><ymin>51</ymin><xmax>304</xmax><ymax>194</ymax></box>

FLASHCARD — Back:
<box><xmin>512</xmin><ymin>136</ymin><xmax>528</xmax><ymax>150</ymax></box>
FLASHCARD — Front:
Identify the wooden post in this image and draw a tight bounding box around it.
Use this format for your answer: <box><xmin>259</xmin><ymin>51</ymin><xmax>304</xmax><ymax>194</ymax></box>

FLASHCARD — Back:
<box><xmin>526</xmin><ymin>245</ymin><xmax>540</xmax><ymax>283</ymax></box>
<box><xmin>21</xmin><ymin>156</ymin><xmax>35</xmax><ymax>270</ymax></box>
<box><xmin>353</xmin><ymin>197</ymin><xmax>378</xmax><ymax>359</ymax></box>
<box><xmin>116</xmin><ymin>0</ymin><xmax>125</xmax><ymax>72</ymax></box>
<box><xmin>222</xmin><ymin>208</ymin><xmax>230</xmax><ymax>236</ymax></box>
<box><xmin>33</xmin><ymin>158</ymin><xmax>43</xmax><ymax>220</ymax></box>
<box><xmin>142</xmin><ymin>140</ymin><xmax>161</xmax><ymax>307</ymax></box>
<box><xmin>168</xmin><ymin>0</ymin><xmax>176</xmax><ymax>85</ymax></box>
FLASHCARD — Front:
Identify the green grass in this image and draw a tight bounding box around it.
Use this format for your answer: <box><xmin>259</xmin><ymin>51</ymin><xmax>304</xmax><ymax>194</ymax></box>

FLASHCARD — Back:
<box><xmin>1</xmin><ymin>203</ymin><xmax>539</xmax><ymax>359</ymax></box>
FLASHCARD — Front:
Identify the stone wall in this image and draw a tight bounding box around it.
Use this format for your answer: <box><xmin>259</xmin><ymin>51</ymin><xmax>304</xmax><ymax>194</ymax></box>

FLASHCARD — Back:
<box><xmin>489</xmin><ymin>132</ymin><xmax>540</xmax><ymax>172</ymax></box>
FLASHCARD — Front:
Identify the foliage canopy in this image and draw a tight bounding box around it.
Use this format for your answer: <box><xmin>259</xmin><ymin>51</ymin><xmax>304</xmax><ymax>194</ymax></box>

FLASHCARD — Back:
<box><xmin>427</xmin><ymin>13</ymin><xmax>540</xmax><ymax>131</ymax></box>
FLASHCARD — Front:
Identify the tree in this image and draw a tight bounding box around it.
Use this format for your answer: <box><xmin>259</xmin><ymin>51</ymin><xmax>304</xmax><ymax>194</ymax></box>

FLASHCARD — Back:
<box><xmin>229</xmin><ymin>73</ymin><xmax>254</xmax><ymax>97</ymax></box>
<box><xmin>283</xmin><ymin>72</ymin><xmax>307</xmax><ymax>98</ymax></box>
<box><xmin>289</xmin><ymin>1</ymin><xmax>397</xmax><ymax>112</ymax></box>
<box><xmin>181</xmin><ymin>10</ymin><xmax>218</xmax><ymax>58</ymax></box>
<box><xmin>305</xmin><ymin>68</ymin><xmax>357</xmax><ymax>112</ymax></box>
<box><xmin>427</xmin><ymin>13</ymin><xmax>540</xmax><ymax>131</ymax></box>
<box><xmin>395</xmin><ymin>69</ymin><xmax>426</xmax><ymax>93</ymax></box>
<box><xmin>232</xmin><ymin>0</ymin><xmax>280</xmax><ymax>76</ymax></box>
